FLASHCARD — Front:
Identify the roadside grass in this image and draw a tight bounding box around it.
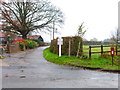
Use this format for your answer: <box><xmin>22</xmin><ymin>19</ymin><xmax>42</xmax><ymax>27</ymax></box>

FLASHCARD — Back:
<box><xmin>0</xmin><ymin>55</ymin><xmax>5</xmax><ymax>59</ymax></box>
<box><xmin>44</xmin><ymin>48</ymin><xmax>120</xmax><ymax>70</ymax></box>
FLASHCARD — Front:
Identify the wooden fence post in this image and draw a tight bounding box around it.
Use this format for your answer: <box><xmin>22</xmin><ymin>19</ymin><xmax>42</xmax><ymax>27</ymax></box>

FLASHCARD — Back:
<box><xmin>101</xmin><ymin>45</ymin><xmax>103</xmax><ymax>56</ymax></box>
<box><xmin>116</xmin><ymin>44</ymin><xmax>118</xmax><ymax>55</ymax></box>
<box><xmin>68</xmin><ymin>38</ymin><xmax>71</xmax><ymax>57</ymax></box>
<box><xmin>89</xmin><ymin>46</ymin><xmax>91</xmax><ymax>59</ymax></box>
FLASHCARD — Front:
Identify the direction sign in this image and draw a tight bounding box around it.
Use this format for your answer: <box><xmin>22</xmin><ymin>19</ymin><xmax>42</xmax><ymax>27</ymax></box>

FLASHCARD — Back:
<box><xmin>57</xmin><ymin>37</ymin><xmax>63</xmax><ymax>45</ymax></box>
<box><xmin>57</xmin><ymin>37</ymin><xmax>63</xmax><ymax>57</ymax></box>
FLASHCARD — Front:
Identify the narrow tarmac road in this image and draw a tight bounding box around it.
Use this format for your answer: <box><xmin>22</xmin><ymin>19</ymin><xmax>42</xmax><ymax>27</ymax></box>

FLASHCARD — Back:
<box><xmin>1</xmin><ymin>46</ymin><xmax>118</xmax><ymax>88</ymax></box>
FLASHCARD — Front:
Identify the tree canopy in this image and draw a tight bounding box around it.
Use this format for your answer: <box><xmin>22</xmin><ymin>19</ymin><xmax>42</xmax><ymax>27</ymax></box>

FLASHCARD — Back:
<box><xmin>1</xmin><ymin>0</ymin><xmax>64</xmax><ymax>39</ymax></box>
<box><xmin>77</xmin><ymin>22</ymin><xmax>86</xmax><ymax>38</ymax></box>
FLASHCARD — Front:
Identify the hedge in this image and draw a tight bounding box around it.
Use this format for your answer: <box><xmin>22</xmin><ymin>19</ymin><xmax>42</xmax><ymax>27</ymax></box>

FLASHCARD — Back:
<box><xmin>50</xmin><ymin>36</ymin><xmax>82</xmax><ymax>56</ymax></box>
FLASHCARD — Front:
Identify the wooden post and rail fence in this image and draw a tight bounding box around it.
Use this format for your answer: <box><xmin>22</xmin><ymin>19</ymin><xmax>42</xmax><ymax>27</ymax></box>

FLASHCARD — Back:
<box><xmin>87</xmin><ymin>45</ymin><xmax>120</xmax><ymax>59</ymax></box>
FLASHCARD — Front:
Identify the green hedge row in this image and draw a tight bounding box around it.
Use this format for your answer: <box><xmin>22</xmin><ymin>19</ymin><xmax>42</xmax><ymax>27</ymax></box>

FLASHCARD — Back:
<box><xmin>13</xmin><ymin>39</ymin><xmax>39</xmax><ymax>51</ymax></box>
<box><xmin>50</xmin><ymin>36</ymin><xmax>82</xmax><ymax>56</ymax></box>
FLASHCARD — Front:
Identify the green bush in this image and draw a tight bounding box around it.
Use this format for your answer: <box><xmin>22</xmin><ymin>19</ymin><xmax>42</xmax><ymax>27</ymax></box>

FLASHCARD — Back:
<box><xmin>19</xmin><ymin>41</ymin><xmax>25</xmax><ymax>51</ymax></box>
<box><xmin>32</xmin><ymin>39</ymin><xmax>45</xmax><ymax>46</ymax></box>
<box><xmin>25</xmin><ymin>39</ymin><xmax>39</xmax><ymax>49</ymax></box>
<box><xmin>12</xmin><ymin>39</ymin><xmax>26</xmax><ymax>51</ymax></box>
<box><xmin>50</xmin><ymin>39</ymin><xmax>58</xmax><ymax>54</ymax></box>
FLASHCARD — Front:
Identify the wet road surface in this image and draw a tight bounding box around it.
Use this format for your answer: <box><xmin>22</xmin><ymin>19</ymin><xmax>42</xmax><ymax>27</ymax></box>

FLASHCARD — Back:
<box><xmin>1</xmin><ymin>46</ymin><xmax>118</xmax><ymax>88</ymax></box>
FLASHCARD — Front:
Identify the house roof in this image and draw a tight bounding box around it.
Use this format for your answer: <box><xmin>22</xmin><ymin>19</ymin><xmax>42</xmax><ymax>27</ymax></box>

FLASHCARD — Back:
<box><xmin>0</xmin><ymin>31</ymin><xmax>6</xmax><ymax>38</ymax></box>
<box><xmin>27</xmin><ymin>35</ymin><xmax>40</xmax><ymax>39</ymax></box>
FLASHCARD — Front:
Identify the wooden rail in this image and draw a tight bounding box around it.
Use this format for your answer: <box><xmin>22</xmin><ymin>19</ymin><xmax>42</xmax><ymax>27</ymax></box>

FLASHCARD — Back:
<box><xmin>88</xmin><ymin>45</ymin><xmax>120</xmax><ymax>59</ymax></box>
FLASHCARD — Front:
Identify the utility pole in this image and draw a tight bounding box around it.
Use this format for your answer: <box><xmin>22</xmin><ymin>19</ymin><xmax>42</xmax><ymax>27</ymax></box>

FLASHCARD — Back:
<box><xmin>53</xmin><ymin>21</ymin><xmax>55</xmax><ymax>40</ymax></box>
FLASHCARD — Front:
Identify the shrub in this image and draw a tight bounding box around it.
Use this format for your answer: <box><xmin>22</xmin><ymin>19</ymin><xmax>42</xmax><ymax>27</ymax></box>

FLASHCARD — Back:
<box><xmin>25</xmin><ymin>39</ymin><xmax>39</xmax><ymax>49</ymax></box>
<box><xmin>32</xmin><ymin>39</ymin><xmax>41</xmax><ymax>46</ymax></box>
<box><xmin>101</xmin><ymin>53</ymin><xmax>110</xmax><ymax>59</ymax></box>
<box><xmin>13</xmin><ymin>39</ymin><xmax>39</xmax><ymax>50</ymax></box>
<box><xmin>50</xmin><ymin>39</ymin><xmax>58</xmax><ymax>54</ymax></box>
<box><xmin>13</xmin><ymin>39</ymin><xmax>26</xmax><ymax>51</ymax></box>
<box><xmin>34</xmin><ymin>41</ymin><xmax>39</xmax><ymax>47</ymax></box>
<box><xmin>13</xmin><ymin>39</ymin><xmax>27</xmax><ymax>45</ymax></box>
<box><xmin>32</xmin><ymin>39</ymin><xmax>45</xmax><ymax>46</ymax></box>
<box><xmin>19</xmin><ymin>41</ymin><xmax>25</xmax><ymax>51</ymax></box>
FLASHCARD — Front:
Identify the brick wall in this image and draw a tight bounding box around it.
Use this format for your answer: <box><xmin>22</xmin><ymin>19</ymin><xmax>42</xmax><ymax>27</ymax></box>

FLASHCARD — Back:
<box><xmin>8</xmin><ymin>43</ymin><xmax>21</xmax><ymax>53</ymax></box>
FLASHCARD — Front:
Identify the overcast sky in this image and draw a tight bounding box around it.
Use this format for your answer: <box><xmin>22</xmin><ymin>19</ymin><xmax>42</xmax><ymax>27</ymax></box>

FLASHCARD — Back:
<box><xmin>41</xmin><ymin>0</ymin><xmax>119</xmax><ymax>42</ymax></box>
<box><xmin>4</xmin><ymin>0</ymin><xmax>119</xmax><ymax>42</ymax></box>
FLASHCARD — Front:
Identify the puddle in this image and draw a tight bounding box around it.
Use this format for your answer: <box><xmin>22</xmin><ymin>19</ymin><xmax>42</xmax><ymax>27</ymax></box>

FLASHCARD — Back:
<box><xmin>20</xmin><ymin>75</ymin><xmax>26</xmax><ymax>78</ymax></box>
<box><xmin>50</xmin><ymin>78</ymin><xmax>63</xmax><ymax>81</ymax></box>
<box><xmin>5</xmin><ymin>74</ymin><xmax>8</xmax><ymax>77</ymax></box>
<box><xmin>19</xmin><ymin>57</ymin><xmax>24</xmax><ymax>59</ymax></box>
<box><xmin>21</xmin><ymin>70</ymin><xmax>24</xmax><ymax>72</ymax></box>
<box><xmin>3</xmin><ymin>65</ymin><xmax>36</xmax><ymax>69</ymax></box>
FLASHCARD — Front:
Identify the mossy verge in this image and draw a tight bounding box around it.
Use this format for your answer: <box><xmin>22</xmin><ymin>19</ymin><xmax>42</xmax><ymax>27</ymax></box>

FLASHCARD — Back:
<box><xmin>44</xmin><ymin>48</ymin><xmax>120</xmax><ymax>73</ymax></box>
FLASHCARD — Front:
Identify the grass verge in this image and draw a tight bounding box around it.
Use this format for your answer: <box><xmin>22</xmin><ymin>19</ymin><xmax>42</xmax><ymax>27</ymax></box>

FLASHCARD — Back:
<box><xmin>44</xmin><ymin>48</ymin><xmax>120</xmax><ymax>70</ymax></box>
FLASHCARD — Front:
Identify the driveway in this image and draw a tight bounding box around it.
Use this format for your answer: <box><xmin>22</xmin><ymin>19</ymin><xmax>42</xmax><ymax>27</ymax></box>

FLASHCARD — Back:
<box><xmin>1</xmin><ymin>46</ymin><xmax>118</xmax><ymax>88</ymax></box>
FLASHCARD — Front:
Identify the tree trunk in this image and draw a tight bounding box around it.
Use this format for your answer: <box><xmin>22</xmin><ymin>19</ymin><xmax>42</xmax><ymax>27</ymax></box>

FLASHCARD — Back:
<box><xmin>80</xmin><ymin>39</ymin><xmax>83</xmax><ymax>56</ymax></box>
<box><xmin>76</xmin><ymin>37</ymin><xmax>83</xmax><ymax>57</ymax></box>
<box><xmin>22</xmin><ymin>35</ymin><xmax>27</xmax><ymax>39</ymax></box>
<box><xmin>76</xmin><ymin>41</ymin><xmax>81</xmax><ymax>57</ymax></box>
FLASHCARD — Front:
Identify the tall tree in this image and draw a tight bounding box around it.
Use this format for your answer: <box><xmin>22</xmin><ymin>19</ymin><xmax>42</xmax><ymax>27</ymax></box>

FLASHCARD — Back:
<box><xmin>111</xmin><ymin>28</ymin><xmax>120</xmax><ymax>43</ymax></box>
<box><xmin>1</xmin><ymin>0</ymin><xmax>64</xmax><ymax>39</ymax></box>
<box><xmin>76</xmin><ymin>22</ymin><xmax>86</xmax><ymax>57</ymax></box>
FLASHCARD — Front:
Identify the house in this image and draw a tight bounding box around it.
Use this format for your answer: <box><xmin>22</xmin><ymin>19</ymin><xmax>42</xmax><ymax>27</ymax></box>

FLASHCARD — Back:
<box><xmin>27</xmin><ymin>35</ymin><xmax>40</xmax><ymax>39</ymax></box>
<box><xmin>27</xmin><ymin>35</ymin><xmax>44</xmax><ymax>41</ymax></box>
<box><xmin>0</xmin><ymin>31</ymin><xmax>22</xmax><ymax>44</ymax></box>
<box><xmin>0</xmin><ymin>31</ymin><xmax>7</xmax><ymax>44</ymax></box>
<box><xmin>0</xmin><ymin>31</ymin><xmax>45</xmax><ymax>45</ymax></box>
<box><xmin>38</xmin><ymin>36</ymin><xmax>44</xmax><ymax>42</ymax></box>
<box><xmin>27</xmin><ymin>35</ymin><xmax>44</xmax><ymax>46</ymax></box>
<box><xmin>102</xmin><ymin>39</ymin><xmax>116</xmax><ymax>45</ymax></box>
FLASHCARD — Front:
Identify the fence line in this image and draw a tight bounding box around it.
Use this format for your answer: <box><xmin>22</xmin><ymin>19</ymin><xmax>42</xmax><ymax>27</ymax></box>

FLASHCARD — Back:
<box><xmin>87</xmin><ymin>45</ymin><xmax>120</xmax><ymax>59</ymax></box>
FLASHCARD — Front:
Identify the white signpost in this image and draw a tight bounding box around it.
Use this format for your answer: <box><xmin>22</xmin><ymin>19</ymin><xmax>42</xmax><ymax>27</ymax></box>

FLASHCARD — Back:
<box><xmin>57</xmin><ymin>37</ymin><xmax>63</xmax><ymax>57</ymax></box>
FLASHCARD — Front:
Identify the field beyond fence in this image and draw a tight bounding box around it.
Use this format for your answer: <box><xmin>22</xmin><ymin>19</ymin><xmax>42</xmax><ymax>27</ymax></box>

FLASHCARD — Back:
<box><xmin>83</xmin><ymin>44</ymin><xmax>120</xmax><ymax>59</ymax></box>
<box><xmin>50</xmin><ymin>36</ymin><xmax>120</xmax><ymax>59</ymax></box>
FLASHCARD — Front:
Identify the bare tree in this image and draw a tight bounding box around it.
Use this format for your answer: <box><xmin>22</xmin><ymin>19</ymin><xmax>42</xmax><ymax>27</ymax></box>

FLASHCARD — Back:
<box><xmin>111</xmin><ymin>28</ymin><xmax>120</xmax><ymax>43</ymax></box>
<box><xmin>77</xmin><ymin>23</ymin><xmax>86</xmax><ymax>38</ymax></box>
<box><xmin>1</xmin><ymin>0</ymin><xmax>64</xmax><ymax>39</ymax></box>
<box><xmin>76</xmin><ymin>22</ymin><xmax>86</xmax><ymax>57</ymax></box>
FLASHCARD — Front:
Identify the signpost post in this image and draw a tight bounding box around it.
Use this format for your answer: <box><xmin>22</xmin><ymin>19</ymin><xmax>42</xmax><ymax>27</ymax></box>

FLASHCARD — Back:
<box><xmin>57</xmin><ymin>37</ymin><xmax>63</xmax><ymax>57</ymax></box>
<box><xmin>110</xmin><ymin>47</ymin><xmax>114</xmax><ymax>66</ymax></box>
